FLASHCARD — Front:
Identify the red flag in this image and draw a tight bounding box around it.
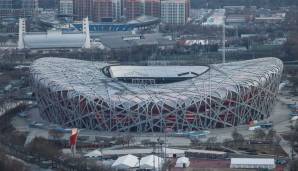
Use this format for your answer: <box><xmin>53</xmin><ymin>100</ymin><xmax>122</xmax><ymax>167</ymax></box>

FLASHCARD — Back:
<box><xmin>70</xmin><ymin>128</ymin><xmax>78</xmax><ymax>146</ymax></box>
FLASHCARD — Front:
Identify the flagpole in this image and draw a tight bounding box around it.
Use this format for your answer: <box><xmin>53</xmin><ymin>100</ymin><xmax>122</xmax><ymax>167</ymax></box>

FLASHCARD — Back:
<box><xmin>70</xmin><ymin>128</ymin><xmax>79</xmax><ymax>158</ymax></box>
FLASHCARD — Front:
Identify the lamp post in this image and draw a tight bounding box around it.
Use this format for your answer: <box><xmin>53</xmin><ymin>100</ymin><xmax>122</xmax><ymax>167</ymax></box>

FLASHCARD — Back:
<box><xmin>138</xmin><ymin>156</ymin><xmax>141</xmax><ymax>169</ymax></box>
<box><xmin>222</xmin><ymin>16</ymin><xmax>226</xmax><ymax>63</ymax></box>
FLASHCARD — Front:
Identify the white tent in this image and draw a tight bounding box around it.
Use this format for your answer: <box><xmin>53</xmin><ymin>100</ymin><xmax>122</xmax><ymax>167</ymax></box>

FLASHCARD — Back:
<box><xmin>140</xmin><ymin>155</ymin><xmax>164</xmax><ymax>170</ymax></box>
<box><xmin>230</xmin><ymin>158</ymin><xmax>275</xmax><ymax>169</ymax></box>
<box><xmin>175</xmin><ymin>157</ymin><xmax>190</xmax><ymax>168</ymax></box>
<box><xmin>84</xmin><ymin>149</ymin><xmax>102</xmax><ymax>158</ymax></box>
<box><xmin>112</xmin><ymin>154</ymin><xmax>139</xmax><ymax>170</ymax></box>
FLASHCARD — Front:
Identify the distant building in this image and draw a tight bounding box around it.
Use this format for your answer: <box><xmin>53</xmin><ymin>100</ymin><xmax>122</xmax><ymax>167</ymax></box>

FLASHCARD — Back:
<box><xmin>22</xmin><ymin>0</ymin><xmax>38</xmax><ymax>11</ymax></box>
<box><xmin>59</xmin><ymin>0</ymin><xmax>73</xmax><ymax>21</ymax></box>
<box><xmin>226</xmin><ymin>15</ymin><xmax>248</xmax><ymax>25</ymax></box>
<box><xmin>59</xmin><ymin>0</ymin><xmax>73</xmax><ymax>16</ymax></box>
<box><xmin>224</xmin><ymin>6</ymin><xmax>245</xmax><ymax>12</ymax></box>
<box><xmin>230</xmin><ymin>158</ymin><xmax>275</xmax><ymax>169</ymax></box>
<box><xmin>38</xmin><ymin>0</ymin><xmax>59</xmax><ymax>9</ymax></box>
<box><xmin>112</xmin><ymin>0</ymin><xmax>122</xmax><ymax>20</ymax></box>
<box><xmin>93</xmin><ymin>0</ymin><xmax>113</xmax><ymax>22</ymax></box>
<box><xmin>21</xmin><ymin>0</ymin><xmax>38</xmax><ymax>16</ymax></box>
<box><xmin>18</xmin><ymin>18</ymin><xmax>91</xmax><ymax>49</ymax></box>
<box><xmin>72</xmin><ymin>0</ymin><xmax>120</xmax><ymax>22</ymax></box>
<box><xmin>202</xmin><ymin>9</ymin><xmax>225</xmax><ymax>26</ymax></box>
<box><xmin>0</xmin><ymin>9</ymin><xmax>24</xmax><ymax>19</ymax></box>
<box><xmin>161</xmin><ymin>0</ymin><xmax>190</xmax><ymax>25</ymax></box>
<box><xmin>0</xmin><ymin>0</ymin><xmax>37</xmax><ymax>18</ymax></box>
<box><xmin>0</xmin><ymin>0</ymin><xmax>13</xmax><ymax>9</ymax></box>
<box><xmin>144</xmin><ymin>0</ymin><xmax>160</xmax><ymax>18</ymax></box>
<box><xmin>123</xmin><ymin>0</ymin><xmax>145</xmax><ymax>20</ymax></box>
<box><xmin>122</xmin><ymin>0</ymin><xmax>161</xmax><ymax>20</ymax></box>
<box><xmin>218</xmin><ymin>46</ymin><xmax>247</xmax><ymax>52</ymax></box>
<box><xmin>73</xmin><ymin>0</ymin><xmax>93</xmax><ymax>21</ymax></box>
<box><xmin>71</xmin><ymin>15</ymin><xmax>160</xmax><ymax>32</ymax></box>
<box><xmin>255</xmin><ymin>16</ymin><xmax>284</xmax><ymax>23</ymax></box>
<box><xmin>72</xmin><ymin>0</ymin><xmax>161</xmax><ymax>22</ymax></box>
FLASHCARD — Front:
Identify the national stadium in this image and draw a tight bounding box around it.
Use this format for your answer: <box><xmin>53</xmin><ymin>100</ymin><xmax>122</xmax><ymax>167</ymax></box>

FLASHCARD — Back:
<box><xmin>30</xmin><ymin>57</ymin><xmax>283</xmax><ymax>132</ymax></box>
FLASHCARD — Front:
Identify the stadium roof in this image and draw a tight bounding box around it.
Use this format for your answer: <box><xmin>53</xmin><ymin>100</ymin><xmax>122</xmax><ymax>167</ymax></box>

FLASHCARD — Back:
<box><xmin>96</xmin><ymin>32</ymin><xmax>174</xmax><ymax>49</ymax></box>
<box><xmin>31</xmin><ymin>57</ymin><xmax>283</xmax><ymax>105</ymax></box>
<box><xmin>71</xmin><ymin>16</ymin><xmax>160</xmax><ymax>32</ymax></box>
<box><xmin>128</xmin><ymin>15</ymin><xmax>160</xmax><ymax>24</ymax></box>
<box><xmin>109</xmin><ymin>66</ymin><xmax>209</xmax><ymax>78</ymax></box>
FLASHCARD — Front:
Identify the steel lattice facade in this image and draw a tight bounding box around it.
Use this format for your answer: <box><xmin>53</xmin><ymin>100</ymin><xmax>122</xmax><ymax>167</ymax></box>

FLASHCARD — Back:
<box><xmin>30</xmin><ymin>57</ymin><xmax>283</xmax><ymax>132</ymax></box>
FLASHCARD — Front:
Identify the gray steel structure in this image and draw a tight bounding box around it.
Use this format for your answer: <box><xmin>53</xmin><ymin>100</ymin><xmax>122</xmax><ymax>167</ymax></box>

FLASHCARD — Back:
<box><xmin>30</xmin><ymin>57</ymin><xmax>283</xmax><ymax>132</ymax></box>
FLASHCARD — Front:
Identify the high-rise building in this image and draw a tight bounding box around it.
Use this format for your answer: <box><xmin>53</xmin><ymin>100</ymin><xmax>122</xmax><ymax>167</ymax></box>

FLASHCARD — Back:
<box><xmin>112</xmin><ymin>0</ymin><xmax>121</xmax><ymax>20</ymax></box>
<box><xmin>0</xmin><ymin>0</ymin><xmax>13</xmax><ymax>9</ymax></box>
<box><xmin>74</xmin><ymin>0</ymin><xmax>114</xmax><ymax>22</ymax></box>
<box><xmin>38</xmin><ymin>0</ymin><xmax>59</xmax><ymax>9</ymax></box>
<box><xmin>72</xmin><ymin>0</ymin><xmax>161</xmax><ymax>22</ymax></box>
<box><xmin>161</xmin><ymin>0</ymin><xmax>190</xmax><ymax>25</ymax></box>
<box><xmin>93</xmin><ymin>0</ymin><xmax>113</xmax><ymax>22</ymax></box>
<box><xmin>144</xmin><ymin>0</ymin><xmax>160</xmax><ymax>18</ymax></box>
<box><xmin>22</xmin><ymin>0</ymin><xmax>38</xmax><ymax>10</ymax></box>
<box><xmin>73</xmin><ymin>0</ymin><xmax>93</xmax><ymax>21</ymax></box>
<box><xmin>122</xmin><ymin>0</ymin><xmax>161</xmax><ymax>20</ymax></box>
<box><xmin>59</xmin><ymin>0</ymin><xmax>73</xmax><ymax>16</ymax></box>
<box><xmin>0</xmin><ymin>0</ymin><xmax>38</xmax><ymax>19</ymax></box>
<box><xmin>123</xmin><ymin>0</ymin><xmax>144</xmax><ymax>20</ymax></box>
<box><xmin>22</xmin><ymin>0</ymin><xmax>38</xmax><ymax>16</ymax></box>
<box><xmin>59</xmin><ymin>0</ymin><xmax>73</xmax><ymax>21</ymax></box>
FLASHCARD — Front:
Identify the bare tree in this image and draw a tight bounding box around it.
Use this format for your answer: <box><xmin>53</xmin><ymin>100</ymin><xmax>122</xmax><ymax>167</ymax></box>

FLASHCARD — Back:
<box><xmin>206</xmin><ymin>137</ymin><xmax>217</xmax><ymax>149</ymax></box>
<box><xmin>48</xmin><ymin>129</ymin><xmax>64</xmax><ymax>140</ymax></box>
<box><xmin>88</xmin><ymin>160</ymin><xmax>115</xmax><ymax>171</ymax></box>
<box><xmin>266</xmin><ymin>129</ymin><xmax>277</xmax><ymax>140</ymax></box>
<box><xmin>161</xmin><ymin>159</ymin><xmax>171</xmax><ymax>171</ymax></box>
<box><xmin>191</xmin><ymin>138</ymin><xmax>201</xmax><ymax>146</ymax></box>
<box><xmin>253</xmin><ymin>129</ymin><xmax>266</xmax><ymax>140</ymax></box>
<box><xmin>141</xmin><ymin>139</ymin><xmax>151</xmax><ymax>147</ymax></box>
<box><xmin>7</xmin><ymin>131</ymin><xmax>26</xmax><ymax>146</ymax></box>
<box><xmin>26</xmin><ymin>137</ymin><xmax>61</xmax><ymax>162</ymax></box>
<box><xmin>116</xmin><ymin>135</ymin><xmax>136</xmax><ymax>147</ymax></box>
<box><xmin>115</xmin><ymin>136</ymin><xmax>126</xmax><ymax>147</ymax></box>
<box><xmin>289</xmin><ymin>159</ymin><xmax>298</xmax><ymax>171</ymax></box>
<box><xmin>0</xmin><ymin>150</ymin><xmax>29</xmax><ymax>171</ymax></box>
<box><xmin>232</xmin><ymin>129</ymin><xmax>245</xmax><ymax>145</ymax></box>
<box><xmin>126</xmin><ymin>135</ymin><xmax>135</xmax><ymax>147</ymax></box>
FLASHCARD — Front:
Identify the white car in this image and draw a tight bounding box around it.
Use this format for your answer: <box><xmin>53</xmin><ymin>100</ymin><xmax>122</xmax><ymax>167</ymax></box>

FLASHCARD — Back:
<box><xmin>248</xmin><ymin>126</ymin><xmax>261</xmax><ymax>131</ymax></box>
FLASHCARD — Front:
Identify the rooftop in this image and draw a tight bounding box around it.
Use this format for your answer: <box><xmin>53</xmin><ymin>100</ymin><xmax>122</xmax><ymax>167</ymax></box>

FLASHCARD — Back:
<box><xmin>231</xmin><ymin>158</ymin><xmax>275</xmax><ymax>165</ymax></box>
<box><xmin>109</xmin><ymin>65</ymin><xmax>209</xmax><ymax>78</ymax></box>
<box><xmin>31</xmin><ymin>57</ymin><xmax>283</xmax><ymax>105</ymax></box>
<box><xmin>23</xmin><ymin>30</ymin><xmax>87</xmax><ymax>49</ymax></box>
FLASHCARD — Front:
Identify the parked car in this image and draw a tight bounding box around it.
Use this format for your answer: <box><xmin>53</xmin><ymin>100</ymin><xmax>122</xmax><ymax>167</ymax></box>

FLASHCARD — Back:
<box><xmin>29</xmin><ymin>121</ymin><xmax>44</xmax><ymax>128</ymax></box>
